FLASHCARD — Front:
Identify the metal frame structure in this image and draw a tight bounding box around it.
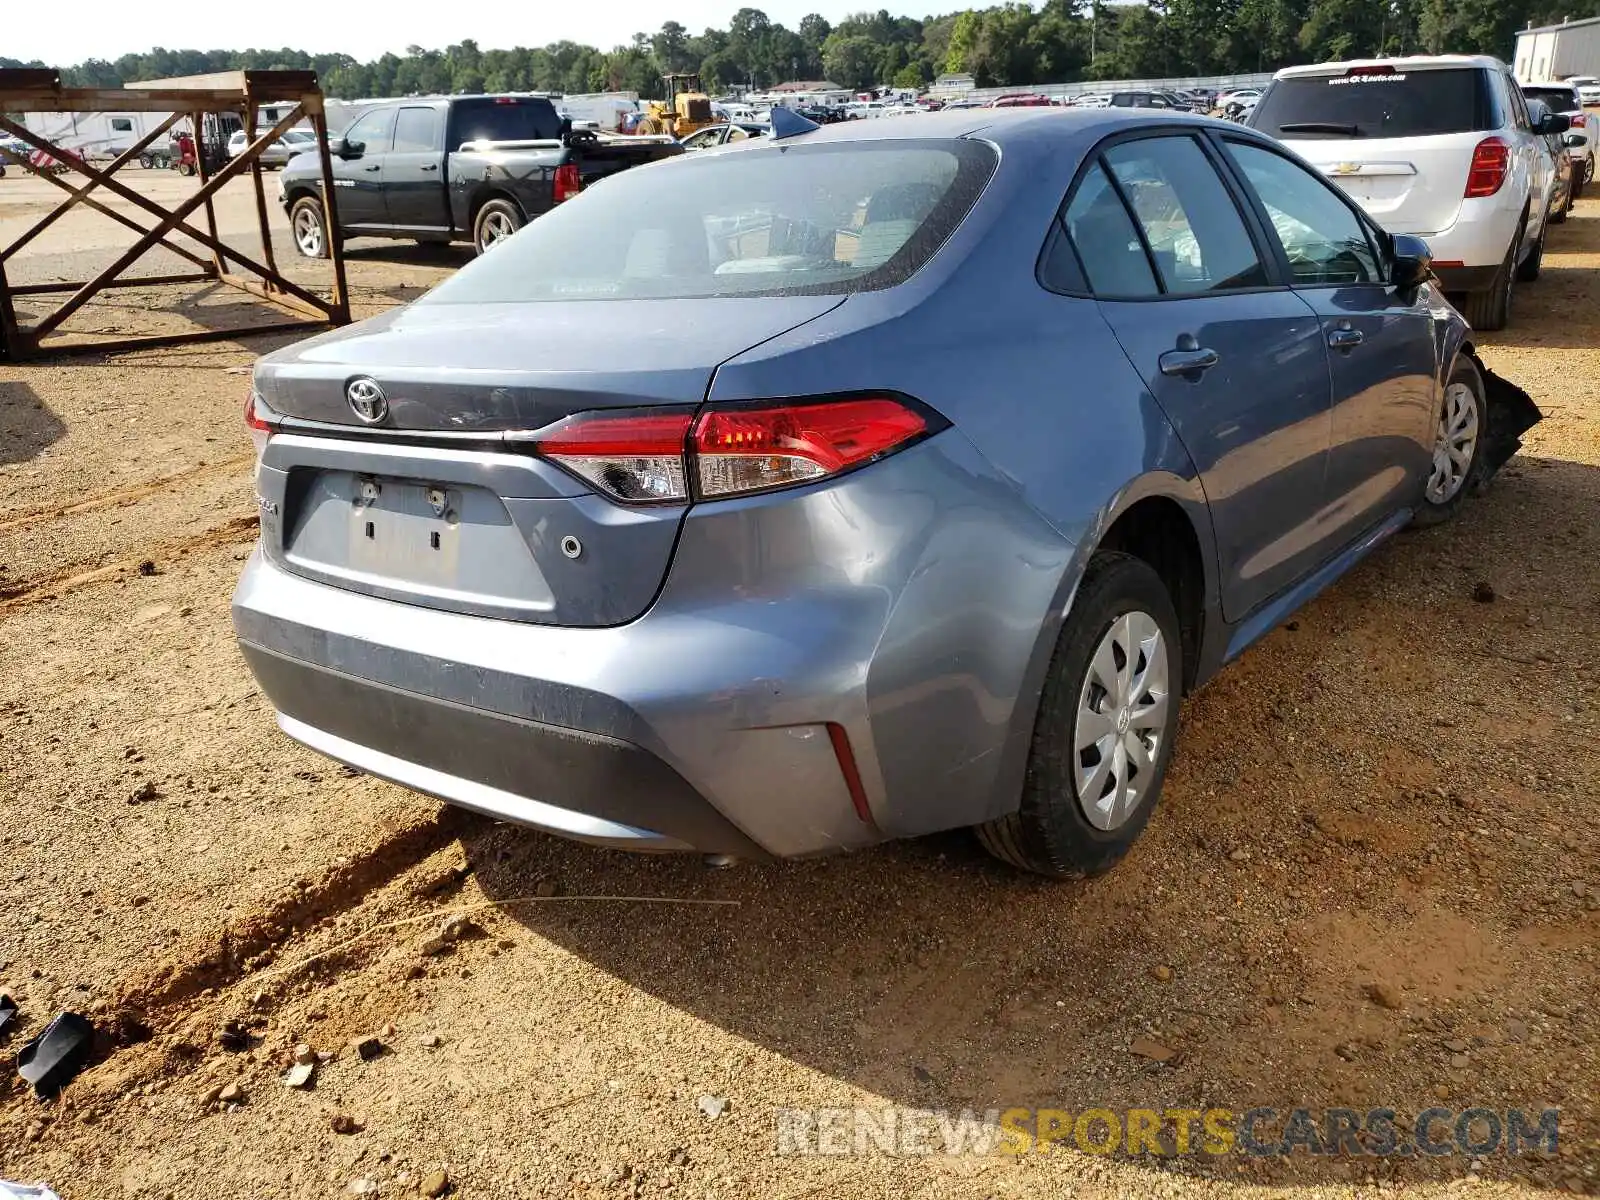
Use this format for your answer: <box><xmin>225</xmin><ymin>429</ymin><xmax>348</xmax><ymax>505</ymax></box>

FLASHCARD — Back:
<box><xmin>0</xmin><ymin>68</ymin><xmax>349</xmax><ymax>360</ymax></box>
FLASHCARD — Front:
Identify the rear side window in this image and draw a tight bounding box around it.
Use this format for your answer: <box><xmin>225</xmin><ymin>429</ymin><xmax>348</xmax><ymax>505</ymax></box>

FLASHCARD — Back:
<box><xmin>448</xmin><ymin>98</ymin><xmax>563</xmax><ymax>146</ymax></box>
<box><xmin>393</xmin><ymin>107</ymin><xmax>439</xmax><ymax>153</ymax></box>
<box><xmin>1251</xmin><ymin>68</ymin><xmax>1499</xmax><ymax>139</ymax></box>
<box><xmin>1101</xmin><ymin>137</ymin><xmax>1268</xmax><ymax>294</ymax></box>
<box><xmin>421</xmin><ymin>139</ymin><xmax>996</xmax><ymax>302</ymax></box>
<box><xmin>1062</xmin><ymin>162</ymin><xmax>1158</xmax><ymax>295</ymax></box>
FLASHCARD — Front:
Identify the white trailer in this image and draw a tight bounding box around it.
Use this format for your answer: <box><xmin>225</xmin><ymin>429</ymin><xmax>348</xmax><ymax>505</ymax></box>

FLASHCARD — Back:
<box><xmin>20</xmin><ymin>109</ymin><xmax>172</xmax><ymax>159</ymax></box>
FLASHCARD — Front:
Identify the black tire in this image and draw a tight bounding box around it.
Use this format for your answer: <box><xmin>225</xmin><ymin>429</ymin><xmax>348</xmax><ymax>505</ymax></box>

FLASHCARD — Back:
<box><xmin>138</xmin><ymin>153</ymin><xmax>153</xmax><ymax>169</ymax></box>
<box><xmin>1516</xmin><ymin>221</ymin><xmax>1545</xmax><ymax>280</ymax></box>
<box><xmin>1460</xmin><ymin>239</ymin><xmax>1515</xmax><ymax>331</ymax></box>
<box><xmin>177</xmin><ymin>161</ymin><xmax>195</xmax><ymax>176</ymax></box>
<box><xmin>472</xmin><ymin>198</ymin><xmax>524</xmax><ymax>255</ymax></box>
<box><xmin>976</xmin><ymin>551</ymin><xmax>1182</xmax><ymax>878</ymax></box>
<box><xmin>1573</xmin><ymin>172</ymin><xmax>1585</xmax><ymax>201</ymax></box>
<box><xmin>1412</xmin><ymin>357</ymin><xmax>1487</xmax><ymax>529</ymax></box>
<box><xmin>289</xmin><ymin>195</ymin><xmax>332</xmax><ymax>260</ymax></box>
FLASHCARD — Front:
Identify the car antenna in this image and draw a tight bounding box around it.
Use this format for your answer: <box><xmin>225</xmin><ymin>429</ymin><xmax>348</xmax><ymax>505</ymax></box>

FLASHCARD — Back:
<box><xmin>769</xmin><ymin>107</ymin><xmax>820</xmax><ymax>139</ymax></box>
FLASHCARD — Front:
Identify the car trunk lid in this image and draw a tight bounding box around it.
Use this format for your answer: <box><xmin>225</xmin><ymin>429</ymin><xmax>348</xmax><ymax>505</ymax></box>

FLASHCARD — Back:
<box><xmin>253</xmin><ymin>296</ymin><xmax>843</xmax><ymax>626</ymax></box>
<box><xmin>1281</xmin><ymin>132</ymin><xmax>1483</xmax><ymax>234</ymax></box>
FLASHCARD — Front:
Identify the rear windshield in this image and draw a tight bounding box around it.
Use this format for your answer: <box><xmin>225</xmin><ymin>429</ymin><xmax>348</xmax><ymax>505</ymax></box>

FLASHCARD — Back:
<box><xmin>1250</xmin><ymin>68</ymin><xmax>1498</xmax><ymax>138</ymax></box>
<box><xmin>420</xmin><ymin>139</ymin><xmax>996</xmax><ymax>303</ymax></box>
<box><xmin>1522</xmin><ymin>85</ymin><xmax>1581</xmax><ymax>113</ymax></box>
<box><xmin>447</xmin><ymin>97</ymin><xmax>563</xmax><ymax>145</ymax></box>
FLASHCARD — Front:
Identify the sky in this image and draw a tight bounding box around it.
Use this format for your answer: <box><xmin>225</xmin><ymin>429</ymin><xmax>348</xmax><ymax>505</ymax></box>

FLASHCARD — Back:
<box><xmin>11</xmin><ymin>0</ymin><xmax>916</xmax><ymax>65</ymax></box>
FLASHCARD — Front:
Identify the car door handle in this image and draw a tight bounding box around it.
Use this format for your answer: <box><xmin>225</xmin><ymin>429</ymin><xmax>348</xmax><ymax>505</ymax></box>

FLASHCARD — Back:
<box><xmin>362</xmin><ymin>164</ymin><xmax>380</xmax><ymax>172</ymax></box>
<box><xmin>420</xmin><ymin>163</ymin><xmax>438</xmax><ymax>171</ymax></box>
<box><xmin>1327</xmin><ymin>326</ymin><xmax>1364</xmax><ymax>350</ymax></box>
<box><xmin>1158</xmin><ymin>347</ymin><xmax>1219</xmax><ymax>377</ymax></box>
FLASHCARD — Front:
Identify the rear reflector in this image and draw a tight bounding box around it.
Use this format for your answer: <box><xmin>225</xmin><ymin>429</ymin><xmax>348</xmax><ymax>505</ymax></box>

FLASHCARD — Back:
<box><xmin>1465</xmin><ymin>137</ymin><xmax>1510</xmax><ymax>198</ymax></box>
<box><xmin>826</xmin><ymin>722</ymin><xmax>877</xmax><ymax>826</ymax></box>
<box><xmin>1346</xmin><ymin>65</ymin><xmax>1396</xmax><ymax>76</ymax></box>
<box><xmin>692</xmin><ymin>397</ymin><xmax>929</xmax><ymax>498</ymax></box>
<box><xmin>553</xmin><ymin>162</ymin><xmax>582</xmax><ymax>203</ymax></box>
<box><xmin>534</xmin><ymin>395</ymin><xmax>939</xmax><ymax>505</ymax></box>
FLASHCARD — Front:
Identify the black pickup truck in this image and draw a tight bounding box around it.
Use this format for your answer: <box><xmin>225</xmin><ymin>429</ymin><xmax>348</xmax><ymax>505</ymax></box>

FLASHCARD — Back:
<box><xmin>279</xmin><ymin>94</ymin><xmax>680</xmax><ymax>257</ymax></box>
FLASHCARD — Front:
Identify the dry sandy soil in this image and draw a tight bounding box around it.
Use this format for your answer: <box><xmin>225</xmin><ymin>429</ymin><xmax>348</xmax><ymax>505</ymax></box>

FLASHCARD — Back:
<box><xmin>0</xmin><ymin>166</ymin><xmax>1596</xmax><ymax>1200</ymax></box>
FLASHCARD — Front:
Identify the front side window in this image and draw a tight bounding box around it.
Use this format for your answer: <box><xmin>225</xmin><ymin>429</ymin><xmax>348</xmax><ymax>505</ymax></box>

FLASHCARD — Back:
<box><xmin>421</xmin><ymin>139</ymin><xmax>996</xmax><ymax>303</ymax></box>
<box><xmin>1102</xmin><ymin>137</ymin><xmax>1268</xmax><ymax>294</ymax></box>
<box><xmin>342</xmin><ymin>108</ymin><xmax>395</xmax><ymax>155</ymax></box>
<box><xmin>1227</xmin><ymin>141</ymin><xmax>1382</xmax><ymax>285</ymax></box>
<box><xmin>111</xmin><ymin>118</ymin><xmax>134</xmax><ymax>133</ymax></box>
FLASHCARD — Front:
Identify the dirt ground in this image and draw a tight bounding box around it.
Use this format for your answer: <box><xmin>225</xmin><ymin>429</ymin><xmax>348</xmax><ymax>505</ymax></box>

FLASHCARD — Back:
<box><xmin>0</xmin><ymin>166</ymin><xmax>1597</xmax><ymax>1200</ymax></box>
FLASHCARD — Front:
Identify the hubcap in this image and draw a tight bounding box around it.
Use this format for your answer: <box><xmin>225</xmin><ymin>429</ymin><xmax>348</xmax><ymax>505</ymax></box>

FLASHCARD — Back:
<box><xmin>1426</xmin><ymin>381</ymin><xmax>1479</xmax><ymax>505</ymax></box>
<box><xmin>481</xmin><ymin>211</ymin><xmax>515</xmax><ymax>249</ymax></box>
<box><xmin>294</xmin><ymin>209</ymin><xmax>321</xmax><ymax>256</ymax></box>
<box><xmin>1074</xmin><ymin>610</ymin><xmax>1170</xmax><ymax>831</ymax></box>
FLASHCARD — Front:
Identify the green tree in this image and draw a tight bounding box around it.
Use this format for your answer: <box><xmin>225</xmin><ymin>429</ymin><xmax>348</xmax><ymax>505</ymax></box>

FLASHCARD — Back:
<box><xmin>823</xmin><ymin>33</ymin><xmax>882</xmax><ymax>90</ymax></box>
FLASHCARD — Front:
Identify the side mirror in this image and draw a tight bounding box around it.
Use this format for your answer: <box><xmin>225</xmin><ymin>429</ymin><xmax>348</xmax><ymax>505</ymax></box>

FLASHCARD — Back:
<box><xmin>1564</xmin><ymin>132</ymin><xmax>1586</xmax><ymax>147</ymax></box>
<box><xmin>335</xmin><ymin>138</ymin><xmax>360</xmax><ymax>159</ymax></box>
<box><xmin>1537</xmin><ymin>112</ymin><xmax>1572</xmax><ymax>135</ymax></box>
<box><xmin>1390</xmin><ymin>233</ymin><xmax>1433</xmax><ymax>292</ymax></box>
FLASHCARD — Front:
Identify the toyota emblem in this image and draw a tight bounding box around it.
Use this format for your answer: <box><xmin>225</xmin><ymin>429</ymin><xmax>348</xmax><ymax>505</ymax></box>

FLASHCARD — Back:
<box><xmin>346</xmin><ymin>377</ymin><xmax>388</xmax><ymax>424</ymax></box>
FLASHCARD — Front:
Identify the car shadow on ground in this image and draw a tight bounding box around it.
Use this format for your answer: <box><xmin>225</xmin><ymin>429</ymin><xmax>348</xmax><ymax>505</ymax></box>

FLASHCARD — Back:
<box><xmin>0</xmin><ymin>381</ymin><xmax>65</xmax><ymax>465</ymax></box>
<box><xmin>458</xmin><ymin>447</ymin><xmax>1596</xmax><ymax>1188</ymax></box>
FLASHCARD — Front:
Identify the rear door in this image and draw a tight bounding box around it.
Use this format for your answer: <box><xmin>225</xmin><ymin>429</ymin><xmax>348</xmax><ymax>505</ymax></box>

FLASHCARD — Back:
<box><xmin>1066</xmin><ymin>132</ymin><xmax>1335</xmax><ymax>620</ymax></box>
<box><xmin>383</xmin><ymin>105</ymin><xmax>449</xmax><ymax>233</ymax></box>
<box><xmin>1221</xmin><ymin>136</ymin><xmax>1437</xmax><ymax>539</ymax></box>
<box><xmin>1253</xmin><ymin>65</ymin><xmax>1500</xmax><ymax>235</ymax></box>
<box><xmin>330</xmin><ymin>106</ymin><xmax>395</xmax><ymax>230</ymax></box>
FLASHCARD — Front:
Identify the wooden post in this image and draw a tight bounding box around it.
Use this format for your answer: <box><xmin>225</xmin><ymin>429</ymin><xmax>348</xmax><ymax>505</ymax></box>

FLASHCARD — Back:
<box><xmin>190</xmin><ymin>109</ymin><xmax>226</xmax><ymax>278</ymax></box>
<box><xmin>244</xmin><ymin>93</ymin><xmax>280</xmax><ymax>284</ymax></box>
<box><xmin>308</xmin><ymin>102</ymin><xmax>350</xmax><ymax>324</ymax></box>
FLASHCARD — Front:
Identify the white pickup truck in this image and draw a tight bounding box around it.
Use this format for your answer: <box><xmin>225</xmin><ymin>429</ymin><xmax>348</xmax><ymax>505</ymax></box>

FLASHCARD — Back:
<box><xmin>1249</xmin><ymin>55</ymin><xmax>1570</xmax><ymax>330</ymax></box>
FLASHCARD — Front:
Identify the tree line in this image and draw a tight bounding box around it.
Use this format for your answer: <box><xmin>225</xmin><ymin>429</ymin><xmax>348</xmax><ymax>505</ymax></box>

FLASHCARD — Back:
<box><xmin>4</xmin><ymin>0</ymin><xmax>1594</xmax><ymax>100</ymax></box>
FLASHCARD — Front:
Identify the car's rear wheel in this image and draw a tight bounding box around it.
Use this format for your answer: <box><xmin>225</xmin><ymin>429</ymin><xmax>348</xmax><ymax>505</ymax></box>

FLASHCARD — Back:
<box><xmin>1412</xmin><ymin>358</ymin><xmax>1486</xmax><ymax>528</ymax></box>
<box><xmin>976</xmin><ymin>551</ymin><xmax>1181</xmax><ymax>878</ymax></box>
<box><xmin>289</xmin><ymin>196</ymin><xmax>331</xmax><ymax>259</ymax></box>
<box><xmin>1461</xmin><ymin>239</ymin><xmax>1516</xmax><ymax>330</ymax></box>
<box><xmin>473</xmin><ymin>198</ymin><xmax>523</xmax><ymax>255</ymax></box>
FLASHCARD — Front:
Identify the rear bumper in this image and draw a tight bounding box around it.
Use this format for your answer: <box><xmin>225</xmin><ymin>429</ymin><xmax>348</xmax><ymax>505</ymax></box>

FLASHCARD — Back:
<box><xmin>238</xmin><ymin>638</ymin><xmax>766</xmax><ymax>856</ymax></box>
<box><xmin>1431</xmin><ymin>264</ymin><xmax>1501</xmax><ymax>293</ymax></box>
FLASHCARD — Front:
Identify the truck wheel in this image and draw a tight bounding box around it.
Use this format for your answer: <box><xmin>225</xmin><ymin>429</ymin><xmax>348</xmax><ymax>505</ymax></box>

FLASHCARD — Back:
<box><xmin>1515</xmin><ymin>221</ymin><xmax>1545</xmax><ymax>281</ymax></box>
<box><xmin>473</xmin><ymin>199</ymin><xmax>523</xmax><ymax>255</ymax></box>
<box><xmin>290</xmin><ymin>196</ymin><xmax>332</xmax><ymax>259</ymax></box>
<box><xmin>1461</xmin><ymin>240</ymin><xmax>1515</xmax><ymax>331</ymax></box>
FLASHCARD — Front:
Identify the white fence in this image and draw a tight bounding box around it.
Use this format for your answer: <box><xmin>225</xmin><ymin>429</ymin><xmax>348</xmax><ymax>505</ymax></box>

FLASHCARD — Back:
<box><xmin>931</xmin><ymin>73</ymin><xmax>1277</xmax><ymax>102</ymax></box>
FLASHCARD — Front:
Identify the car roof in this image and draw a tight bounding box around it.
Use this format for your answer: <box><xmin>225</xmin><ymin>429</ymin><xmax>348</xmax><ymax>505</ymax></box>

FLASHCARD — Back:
<box><xmin>753</xmin><ymin>106</ymin><xmax>1233</xmax><ymax>149</ymax></box>
<box><xmin>1522</xmin><ymin>80</ymin><xmax>1579</xmax><ymax>90</ymax></box>
<box><xmin>1277</xmin><ymin>54</ymin><xmax>1505</xmax><ymax>79</ymax></box>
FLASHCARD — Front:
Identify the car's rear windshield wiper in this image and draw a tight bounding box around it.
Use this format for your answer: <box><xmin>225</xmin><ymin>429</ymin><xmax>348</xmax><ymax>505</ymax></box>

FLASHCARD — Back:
<box><xmin>1276</xmin><ymin>121</ymin><xmax>1364</xmax><ymax>135</ymax></box>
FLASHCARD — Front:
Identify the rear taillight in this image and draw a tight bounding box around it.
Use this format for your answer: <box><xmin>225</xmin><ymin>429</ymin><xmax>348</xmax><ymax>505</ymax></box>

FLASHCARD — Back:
<box><xmin>692</xmin><ymin>397</ymin><xmax>929</xmax><ymax>497</ymax></box>
<box><xmin>533</xmin><ymin>396</ymin><xmax>937</xmax><ymax>505</ymax></box>
<box><xmin>1570</xmin><ymin>112</ymin><xmax>1587</xmax><ymax>129</ymax></box>
<box><xmin>245</xmin><ymin>388</ymin><xmax>275</xmax><ymax>459</ymax></box>
<box><xmin>534</xmin><ymin>409</ymin><xmax>692</xmax><ymax>502</ymax></box>
<box><xmin>1465</xmin><ymin>137</ymin><xmax>1510</xmax><ymax>198</ymax></box>
<box><xmin>553</xmin><ymin>163</ymin><xmax>582</xmax><ymax>203</ymax></box>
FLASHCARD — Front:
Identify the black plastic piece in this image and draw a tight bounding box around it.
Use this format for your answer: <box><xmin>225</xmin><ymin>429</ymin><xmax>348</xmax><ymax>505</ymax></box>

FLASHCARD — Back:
<box><xmin>17</xmin><ymin>1011</ymin><xmax>94</xmax><ymax>1097</ymax></box>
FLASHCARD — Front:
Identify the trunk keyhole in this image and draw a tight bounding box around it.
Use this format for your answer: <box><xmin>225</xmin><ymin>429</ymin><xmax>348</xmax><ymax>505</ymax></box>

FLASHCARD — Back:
<box><xmin>430</xmin><ymin>531</ymin><xmax>441</xmax><ymax>550</ymax></box>
<box><xmin>364</xmin><ymin>521</ymin><xmax>375</xmax><ymax>539</ymax></box>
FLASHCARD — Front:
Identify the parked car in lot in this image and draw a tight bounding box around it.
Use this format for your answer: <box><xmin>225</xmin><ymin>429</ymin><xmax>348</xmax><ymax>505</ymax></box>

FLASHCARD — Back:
<box><xmin>1565</xmin><ymin>75</ymin><xmax>1600</xmax><ymax>105</ymax></box>
<box><xmin>1522</xmin><ymin>79</ymin><xmax>1593</xmax><ymax>196</ymax></box>
<box><xmin>234</xmin><ymin>107</ymin><xmax>1538</xmax><ymax>878</ymax></box>
<box><xmin>226</xmin><ymin>127</ymin><xmax>318</xmax><ymax>167</ymax></box>
<box><xmin>1109</xmin><ymin>90</ymin><xmax>1183</xmax><ymax>110</ymax></box>
<box><xmin>1527</xmin><ymin>97</ymin><xmax>1576</xmax><ymax>222</ymax></box>
<box><xmin>278</xmin><ymin>94</ymin><xmax>682</xmax><ymax>258</ymax></box>
<box><xmin>680</xmin><ymin>122</ymin><xmax>767</xmax><ymax>150</ymax></box>
<box><xmin>1218</xmin><ymin>88</ymin><xmax>1262</xmax><ymax>118</ymax></box>
<box><xmin>1249</xmin><ymin>55</ymin><xmax>1569</xmax><ymax>330</ymax></box>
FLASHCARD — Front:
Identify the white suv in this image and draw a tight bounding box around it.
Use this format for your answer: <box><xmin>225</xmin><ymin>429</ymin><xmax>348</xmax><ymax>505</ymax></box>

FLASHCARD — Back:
<box><xmin>1249</xmin><ymin>55</ymin><xmax>1569</xmax><ymax>330</ymax></box>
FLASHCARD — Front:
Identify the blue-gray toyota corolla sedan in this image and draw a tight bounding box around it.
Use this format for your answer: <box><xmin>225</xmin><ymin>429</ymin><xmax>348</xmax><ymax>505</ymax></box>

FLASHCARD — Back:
<box><xmin>233</xmin><ymin>108</ymin><xmax>1539</xmax><ymax>877</ymax></box>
